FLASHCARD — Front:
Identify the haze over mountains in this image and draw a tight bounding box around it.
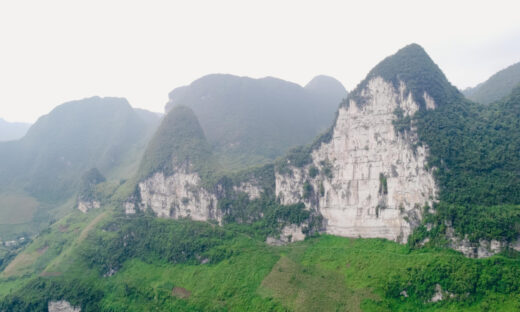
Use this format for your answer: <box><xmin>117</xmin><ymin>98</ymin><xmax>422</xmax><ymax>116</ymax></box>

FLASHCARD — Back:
<box><xmin>0</xmin><ymin>119</ymin><xmax>31</xmax><ymax>142</ymax></box>
<box><xmin>165</xmin><ymin>74</ymin><xmax>347</xmax><ymax>169</ymax></box>
<box><xmin>463</xmin><ymin>61</ymin><xmax>520</xmax><ymax>104</ymax></box>
<box><xmin>0</xmin><ymin>74</ymin><xmax>346</xmax><ymax>240</ymax></box>
<box><xmin>1</xmin><ymin>44</ymin><xmax>520</xmax><ymax>311</ymax></box>
<box><xmin>0</xmin><ymin>97</ymin><xmax>161</xmax><ymax>237</ymax></box>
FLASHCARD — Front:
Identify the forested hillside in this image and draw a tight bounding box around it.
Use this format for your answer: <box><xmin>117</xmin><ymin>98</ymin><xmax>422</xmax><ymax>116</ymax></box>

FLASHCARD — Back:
<box><xmin>463</xmin><ymin>61</ymin><xmax>520</xmax><ymax>104</ymax></box>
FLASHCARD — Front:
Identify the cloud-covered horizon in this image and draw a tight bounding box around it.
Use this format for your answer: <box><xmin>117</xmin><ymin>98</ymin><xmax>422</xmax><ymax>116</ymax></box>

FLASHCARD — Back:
<box><xmin>1</xmin><ymin>0</ymin><xmax>519</xmax><ymax>123</ymax></box>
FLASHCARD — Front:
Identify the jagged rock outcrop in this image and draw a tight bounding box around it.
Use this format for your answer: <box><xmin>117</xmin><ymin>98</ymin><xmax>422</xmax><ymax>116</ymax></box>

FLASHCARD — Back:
<box><xmin>446</xmin><ymin>226</ymin><xmax>520</xmax><ymax>258</ymax></box>
<box><xmin>77</xmin><ymin>200</ymin><xmax>100</xmax><ymax>213</ymax></box>
<box><xmin>77</xmin><ymin>168</ymin><xmax>105</xmax><ymax>213</ymax></box>
<box><xmin>233</xmin><ymin>182</ymin><xmax>262</xmax><ymax>200</ymax></box>
<box><xmin>266</xmin><ymin>224</ymin><xmax>306</xmax><ymax>246</ymax></box>
<box><xmin>128</xmin><ymin>105</ymin><xmax>265</xmax><ymax>222</ymax></box>
<box><xmin>48</xmin><ymin>300</ymin><xmax>80</xmax><ymax>312</ymax></box>
<box><xmin>138</xmin><ymin>170</ymin><xmax>221</xmax><ymax>222</ymax></box>
<box><xmin>276</xmin><ymin>77</ymin><xmax>437</xmax><ymax>243</ymax></box>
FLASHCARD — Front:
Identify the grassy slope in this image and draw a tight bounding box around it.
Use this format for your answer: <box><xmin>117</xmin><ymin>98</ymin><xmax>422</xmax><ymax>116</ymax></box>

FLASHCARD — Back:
<box><xmin>1</xmin><ymin>205</ymin><xmax>520</xmax><ymax>311</ymax></box>
<box><xmin>0</xmin><ymin>208</ymin><xmax>109</xmax><ymax>297</ymax></box>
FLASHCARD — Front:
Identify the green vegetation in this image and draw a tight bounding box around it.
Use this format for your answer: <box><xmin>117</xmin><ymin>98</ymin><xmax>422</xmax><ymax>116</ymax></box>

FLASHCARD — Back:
<box><xmin>348</xmin><ymin>43</ymin><xmax>462</xmax><ymax>110</ymax></box>
<box><xmin>379</xmin><ymin>173</ymin><xmax>388</xmax><ymax>195</ymax></box>
<box><xmin>303</xmin><ymin>181</ymin><xmax>313</xmax><ymax>200</ymax></box>
<box><xmin>392</xmin><ymin>107</ymin><xmax>412</xmax><ymax>134</ymax></box>
<box><xmin>78</xmin><ymin>168</ymin><xmax>106</xmax><ymax>202</ymax></box>
<box><xmin>220</xmin><ymin>196</ymin><xmax>320</xmax><ymax>240</ymax></box>
<box><xmin>3</xmin><ymin>214</ymin><xmax>520</xmax><ymax>311</ymax></box>
<box><xmin>413</xmin><ymin>85</ymin><xmax>520</xmax><ymax>242</ymax></box>
<box><xmin>308</xmin><ymin>165</ymin><xmax>319</xmax><ymax>178</ymax></box>
<box><xmin>463</xmin><ymin>62</ymin><xmax>520</xmax><ymax>104</ymax></box>
<box><xmin>137</xmin><ymin>105</ymin><xmax>215</xmax><ymax>181</ymax></box>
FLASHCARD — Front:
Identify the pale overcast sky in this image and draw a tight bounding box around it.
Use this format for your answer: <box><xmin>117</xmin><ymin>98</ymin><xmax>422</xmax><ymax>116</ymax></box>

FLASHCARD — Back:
<box><xmin>1</xmin><ymin>0</ymin><xmax>519</xmax><ymax>123</ymax></box>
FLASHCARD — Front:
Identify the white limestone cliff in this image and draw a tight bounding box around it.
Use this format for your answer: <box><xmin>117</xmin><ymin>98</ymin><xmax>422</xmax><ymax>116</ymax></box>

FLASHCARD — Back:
<box><xmin>276</xmin><ymin>77</ymin><xmax>437</xmax><ymax>243</ymax></box>
<box><xmin>48</xmin><ymin>300</ymin><xmax>80</xmax><ymax>312</ymax></box>
<box><xmin>137</xmin><ymin>170</ymin><xmax>221</xmax><ymax>222</ymax></box>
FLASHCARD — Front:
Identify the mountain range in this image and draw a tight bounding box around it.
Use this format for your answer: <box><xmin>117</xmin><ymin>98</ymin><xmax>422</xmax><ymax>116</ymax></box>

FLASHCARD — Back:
<box><xmin>463</xmin><ymin>61</ymin><xmax>520</xmax><ymax>104</ymax></box>
<box><xmin>0</xmin><ymin>97</ymin><xmax>161</xmax><ymax>239</ymax></box>
<box><xmin>0</xmin><ymin>45</ymin><xmax>520</xmax><ymax>311</ymax></box>
<box><xmin>165</xmin><ymin>74</ymin><xmax>347</xmax><ymax>170</ymax></box>
<box><xmin>0</xmin><ymin>119</ymin><xmax>31</xmax><ymax>142</ymax></box>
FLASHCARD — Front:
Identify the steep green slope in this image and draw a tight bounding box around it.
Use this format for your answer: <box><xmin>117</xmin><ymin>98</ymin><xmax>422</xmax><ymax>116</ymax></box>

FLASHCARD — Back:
<box><xmin>0</xmin><ymin>119</ymin><xmax>31</xmax><ymax>142</ymax></box>
<box><xmin>165</xmin><ymin>74</ymin><xmax>347</xmax><ymax>170</ymax></box>
<box><xmin>412</xmin><ymin>85</ymin><xmax>520</xmax><ymax>244</ymax></box>
<box><xmin>463</xmin><ymin>62</ymin><xmax>520</xmax><ymax>104</ymax></box>
<box><xmin>349</xmin><ymin>43</ymin><xmax>462</xmax><ymax>108</ymax></box>
<box><xmin>138</xmin><ymin>105</ymin><xmax>214</xmax><ymax>180</ymax></box>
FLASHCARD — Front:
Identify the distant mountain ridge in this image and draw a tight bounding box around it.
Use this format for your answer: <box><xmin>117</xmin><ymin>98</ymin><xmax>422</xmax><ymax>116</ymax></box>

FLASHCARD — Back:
<box><xmin>0</xmin><ymin>97</ymin><xmax>161</xmax><ymax>238</ymax></box>
<box><xmin>165</xmin><ymin>74</ymin><xmax>347</xmax><ymax>170</ymax></box>
<box><xmin>463</xmin><ymin>61</ymin><xmax>520</xmax><ymax>104</ymax></box>
<box><xmin>5</xmin><ymin>97</ymin><xmax>156</xmax><ymax>197</ymax></box>
<box><xmin>0</xmin><ymin>118</ymin><xmax>31</xmax><ymax>142</ymax></box>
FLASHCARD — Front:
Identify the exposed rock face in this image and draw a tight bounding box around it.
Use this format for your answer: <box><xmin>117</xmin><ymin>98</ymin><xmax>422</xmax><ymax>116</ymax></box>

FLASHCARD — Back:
<box><xmin>447</xmin><ymin>226</ymin><xmax>520</xmax><ymax>258</ymax></box>
<box><xmin>233</xmin><ymin>182</ymin><xmax>262</xmax><ymax>200</ymax></box>
<box><xmin>429</xmin><ymin>284</ymin><xmax>455</xmax><ymax>302</ymax></box>
<box><xmin>124</xmin><ymin>201</ymin><xmax>136</xmax><ymax>214</ymax></box>
<box><xmin>137</xmin><ymin>170</ymin><xmax>221</xmax><ymax>222</ymax></box>
<box><xmin>266</xmin><ymin>224</ymin><xmax>306</xmax><ymax>246</ymax></box>
<box><xmin>77</xmin><ymin>200</ymin><xmax>100</xmax><ymax>213</ymax></box>
<box><xmin>276</xmin><ymin>77</ymin><xmax>437</xmax><ymax>243</ymax></box>
<box><xmin>48</xmin><ymin>300</ymin><xmax>80</xmax><ymax>312</ymax></box>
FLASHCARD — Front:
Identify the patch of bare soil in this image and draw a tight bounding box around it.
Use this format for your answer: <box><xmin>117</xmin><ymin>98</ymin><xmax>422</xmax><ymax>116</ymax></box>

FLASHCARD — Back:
<box><xmin>172</xmin><ymin>286</ymin><xmax>191</xmax><ymax>299</ymax></box>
